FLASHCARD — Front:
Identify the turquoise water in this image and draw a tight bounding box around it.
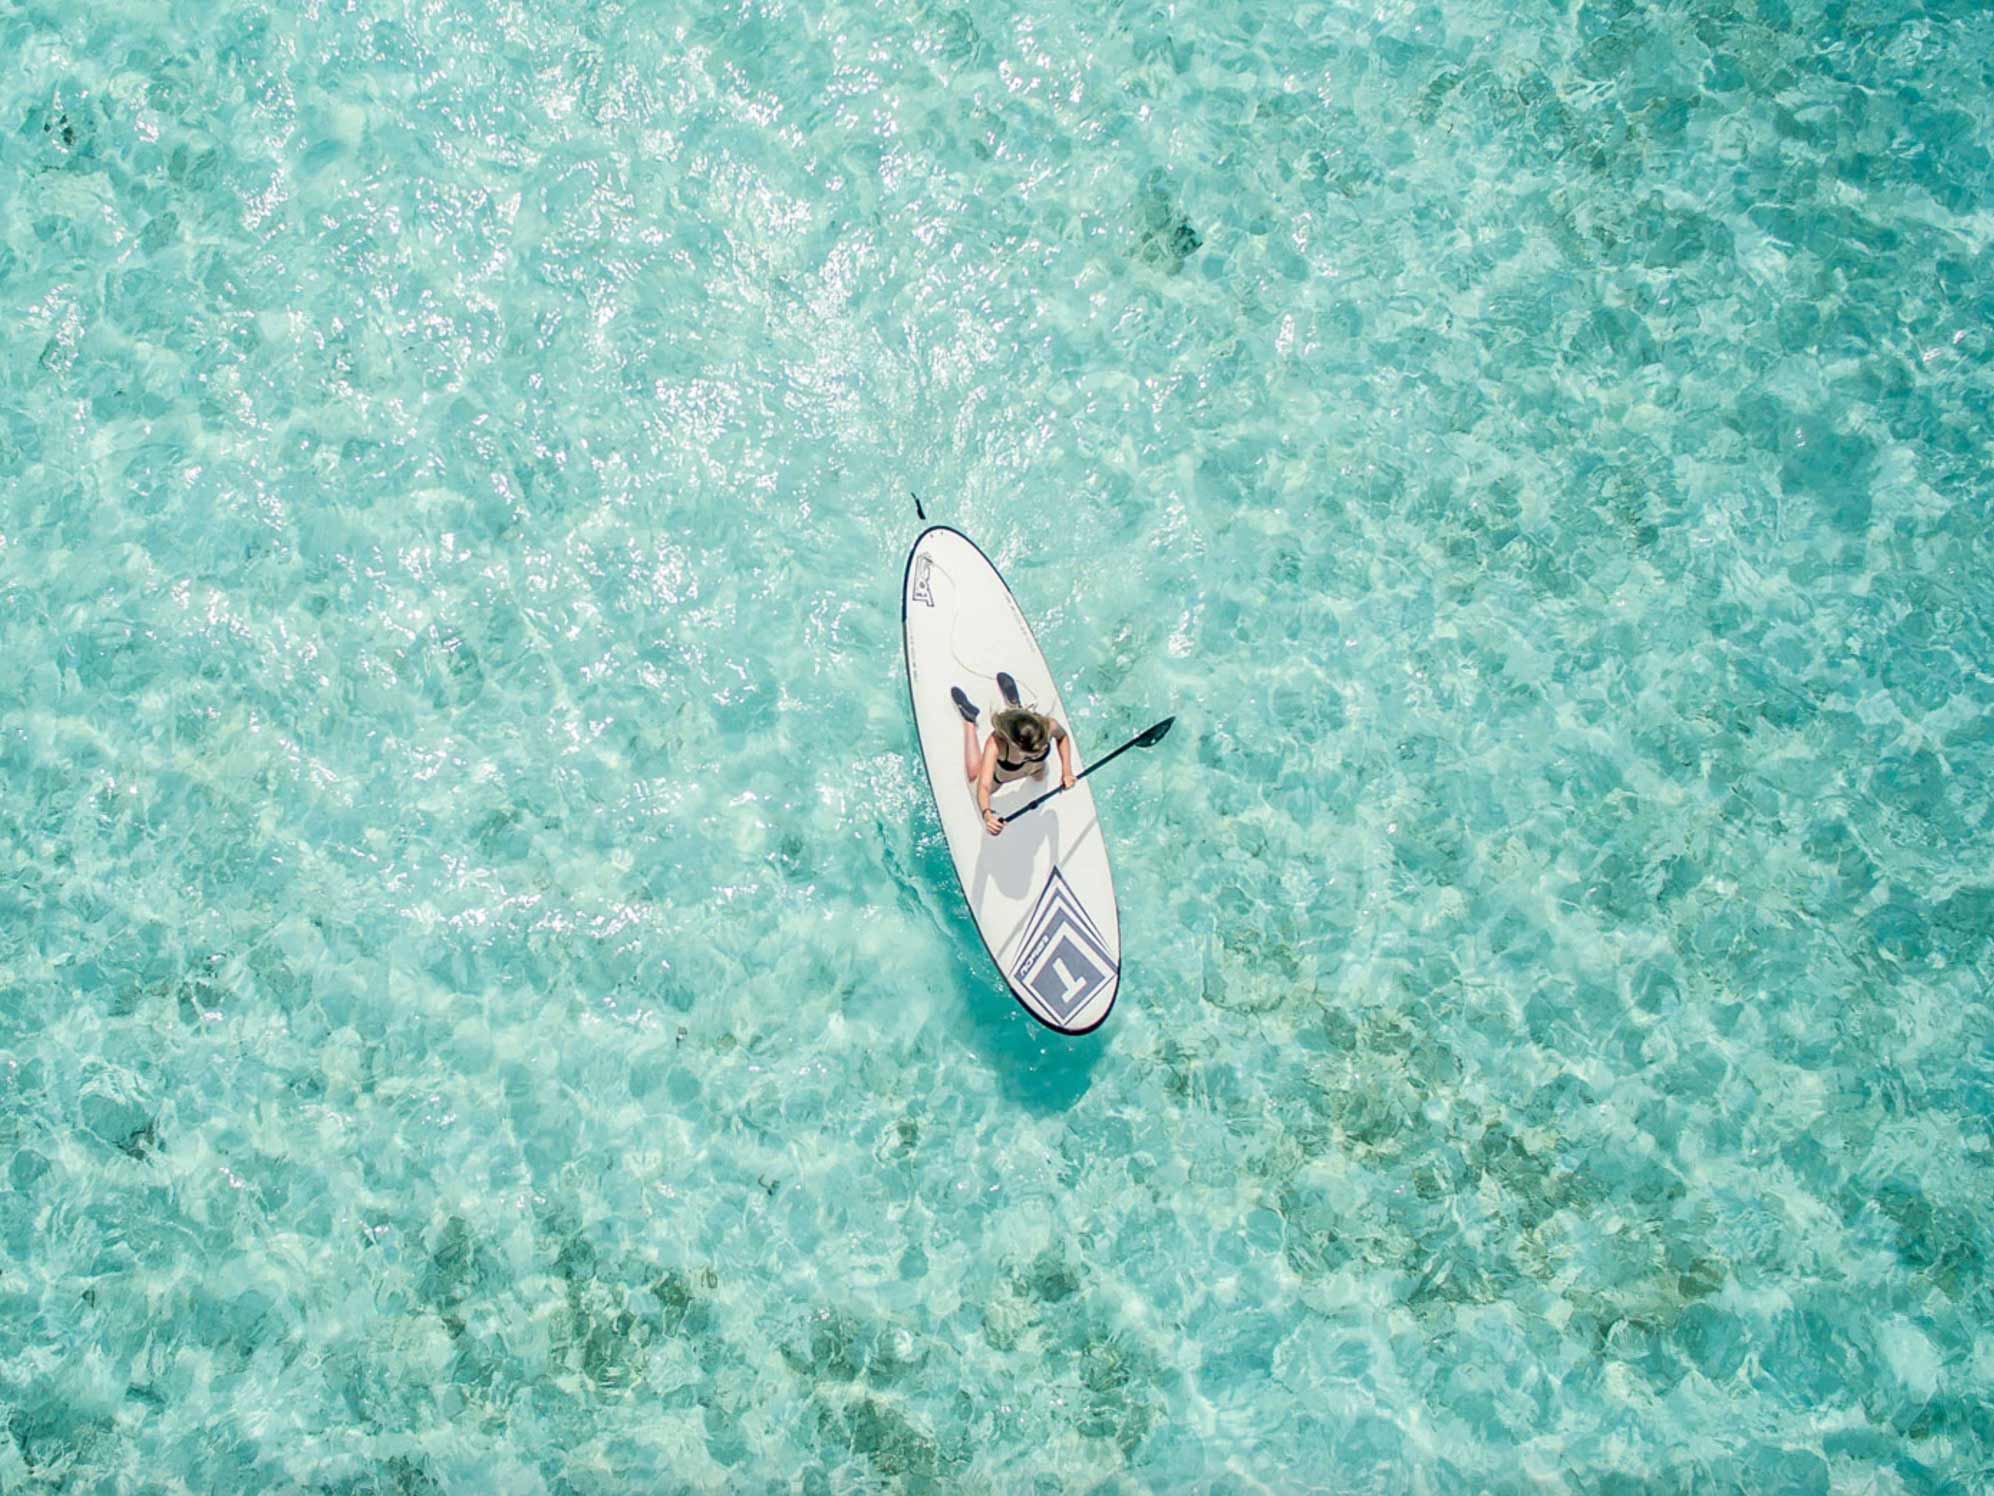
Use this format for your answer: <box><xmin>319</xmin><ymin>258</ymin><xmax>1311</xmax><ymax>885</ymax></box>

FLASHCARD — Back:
<box><xmin>4</xmin><ymin>0</ymin><xmax>1992</xmax><ymax>1486</ymax></box>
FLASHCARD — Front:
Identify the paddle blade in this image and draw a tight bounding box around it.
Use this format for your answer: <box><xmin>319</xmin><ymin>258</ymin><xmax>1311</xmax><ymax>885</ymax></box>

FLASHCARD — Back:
<box><xmin>1135</xmin><ymin>716</ymin><xmax>1175</xmax><ymax>748</ymax></box>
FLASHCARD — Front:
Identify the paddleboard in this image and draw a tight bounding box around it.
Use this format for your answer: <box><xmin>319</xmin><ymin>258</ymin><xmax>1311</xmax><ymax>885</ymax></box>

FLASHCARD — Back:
<box><xmin>901</xmin><ymin>525</ymin><xmax>1121</xmax><ymax>1034</ymax></box>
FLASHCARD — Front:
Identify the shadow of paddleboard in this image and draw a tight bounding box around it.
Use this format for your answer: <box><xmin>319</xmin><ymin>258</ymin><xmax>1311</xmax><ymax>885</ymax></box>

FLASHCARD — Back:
<box><xmin>909</xmin><ymin>805</ymin><xmax>1104</xmax><ymax>1112</ymax></box>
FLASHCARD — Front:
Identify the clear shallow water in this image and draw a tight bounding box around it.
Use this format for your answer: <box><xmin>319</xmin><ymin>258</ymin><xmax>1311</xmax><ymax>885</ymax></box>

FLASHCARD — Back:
<box><xmin>3</xmin><ymin>0</ymin><xmax>1992</xmax><ymax>1486</ymax></box>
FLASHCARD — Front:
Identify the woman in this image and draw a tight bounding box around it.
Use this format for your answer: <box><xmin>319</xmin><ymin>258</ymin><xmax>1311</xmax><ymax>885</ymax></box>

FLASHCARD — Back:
<box><xmin>951</xmin><ymin>672</ymin><xmax>1075</xmax><ymax>836</ymax></box>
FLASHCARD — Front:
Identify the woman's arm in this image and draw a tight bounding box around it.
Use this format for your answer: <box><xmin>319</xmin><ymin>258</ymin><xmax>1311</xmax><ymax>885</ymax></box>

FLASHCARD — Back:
<box><xmin>1056</xmin><ymin>723</ymin><xmax>1075</xmax><ymax>789</ymax></box>
<box><xmin>977</xmin><ymin>739</ymin><xmax>1003</xmax><ymax>834</ymax></box>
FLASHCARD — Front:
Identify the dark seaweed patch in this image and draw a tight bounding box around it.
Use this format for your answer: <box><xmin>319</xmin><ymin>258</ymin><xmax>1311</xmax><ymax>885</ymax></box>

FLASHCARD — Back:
<box><xmin>1135</xmin><ymin>174</ymin><xmax>1202</xmax><ymax>275</ymax></box>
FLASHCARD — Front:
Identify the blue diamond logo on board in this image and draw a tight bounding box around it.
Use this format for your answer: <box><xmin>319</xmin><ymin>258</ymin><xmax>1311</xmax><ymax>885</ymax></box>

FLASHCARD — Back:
<box><xmin>1011</xmin><ymin>866</ymin><xmax>1117</xmax><ymax>1023</ymax></box>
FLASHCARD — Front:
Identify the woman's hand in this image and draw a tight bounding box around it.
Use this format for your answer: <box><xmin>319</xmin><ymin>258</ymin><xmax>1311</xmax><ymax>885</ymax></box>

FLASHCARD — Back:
<box><xmin>1060</xmin><ymin>768</ymin><xmax>1076</xmax><ymax>790</ymax></box>
<box><xmin>982</xmin><ymin>809</ymin><xmax>1004</xmax><ymax>836</ymax></box>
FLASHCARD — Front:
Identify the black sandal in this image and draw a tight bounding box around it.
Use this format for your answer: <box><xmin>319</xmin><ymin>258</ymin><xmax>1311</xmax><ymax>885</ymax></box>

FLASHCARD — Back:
<box><xmin>951</xmin><ymin>687</ymin><xmax>980</xmax><ymax>723</ymax></box>
<box><xmin>996</xmin><ymin>672</ymin><xmax>1021</xmax><ymax>707</ymax></box>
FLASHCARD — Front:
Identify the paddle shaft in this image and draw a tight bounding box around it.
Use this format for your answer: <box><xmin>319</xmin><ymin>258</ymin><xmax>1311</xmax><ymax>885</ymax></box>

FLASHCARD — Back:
<box><xmin>999</xmin><ymin>718</ymin><xmax>1173</xmax><ymax>824</ymax></box>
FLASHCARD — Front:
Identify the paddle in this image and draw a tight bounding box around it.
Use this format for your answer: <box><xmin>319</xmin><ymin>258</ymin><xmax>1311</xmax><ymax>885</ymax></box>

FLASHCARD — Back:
<box><xmin>999</xmin><ymin>717</ymin><xmax>1176</xmax><ymax>824</ymax></box>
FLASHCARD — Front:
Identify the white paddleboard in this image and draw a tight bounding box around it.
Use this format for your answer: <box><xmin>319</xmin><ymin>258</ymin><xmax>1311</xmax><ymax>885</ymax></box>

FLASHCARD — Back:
<box><xmin>902</xmin><ymin>525</ymin><xmax>1121</xmax><ymax>1034</ymax></box>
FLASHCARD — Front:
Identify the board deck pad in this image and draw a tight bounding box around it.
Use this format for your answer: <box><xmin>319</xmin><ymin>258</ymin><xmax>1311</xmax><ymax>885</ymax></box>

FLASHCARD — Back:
<box><xmin>902</xmin><ymin>526</ymin><xmax>1121</xmax><ymax>1033</ymax></box>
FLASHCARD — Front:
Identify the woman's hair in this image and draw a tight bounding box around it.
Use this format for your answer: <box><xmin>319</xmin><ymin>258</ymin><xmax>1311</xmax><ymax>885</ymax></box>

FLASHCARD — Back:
<box><xmin>994</xmin><ymin>708</ymin><xmax>1051</xmax><ymax>756</ymax></box>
